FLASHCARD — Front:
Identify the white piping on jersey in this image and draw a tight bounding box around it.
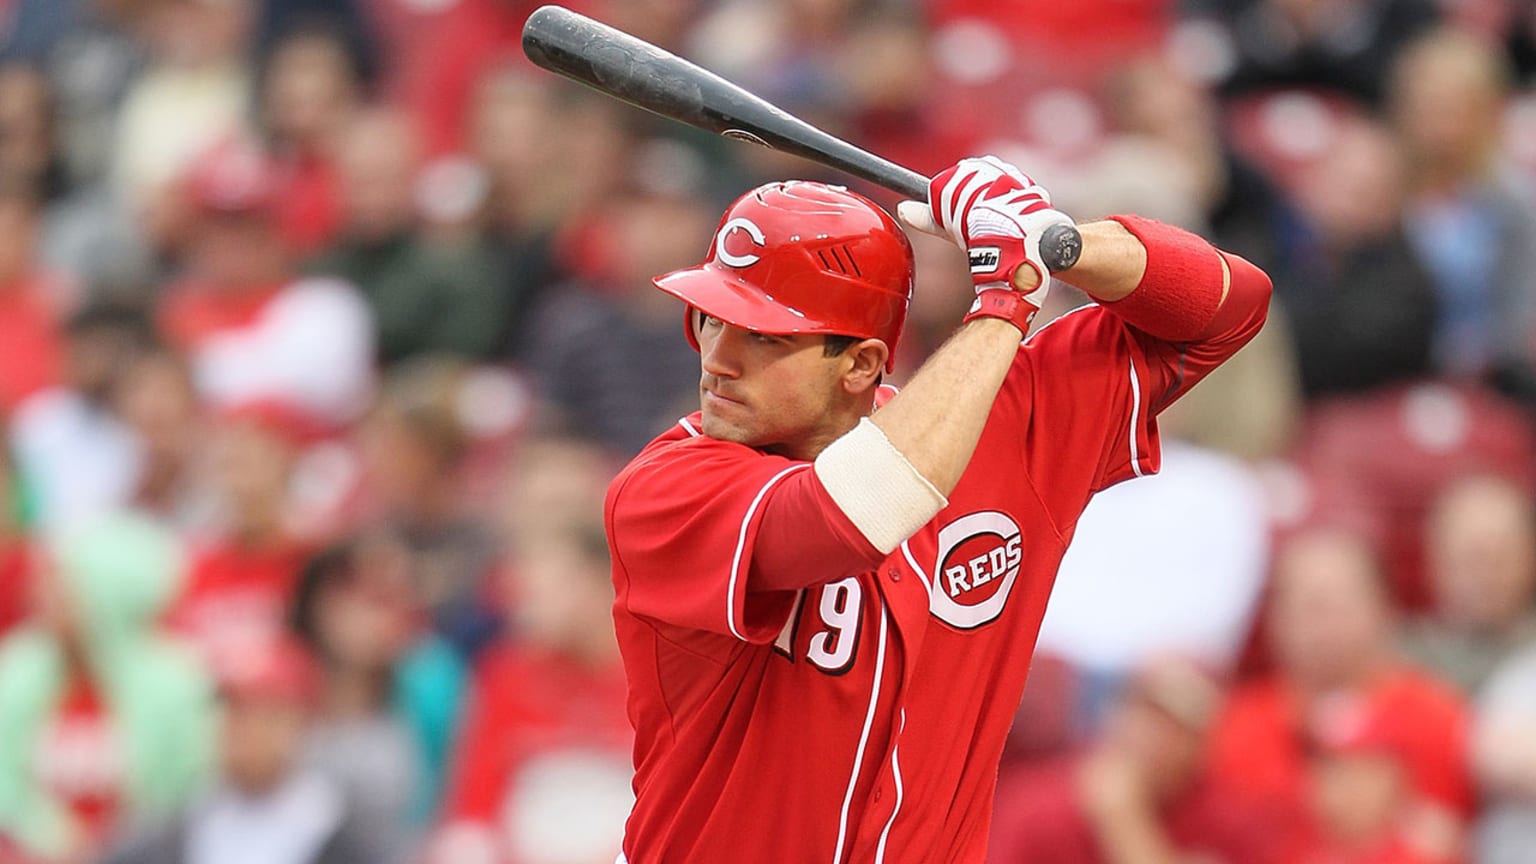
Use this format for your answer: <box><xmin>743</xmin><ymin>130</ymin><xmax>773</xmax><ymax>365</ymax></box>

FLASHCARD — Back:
<box><xmin>728</xmin><ymin>465</ymin><xmax>811</xmax><ymax>641</ymax></box>
<box><xmin>899</xmin><ymin>540</ymin><xmax>932</xmax><ymax>595</ymax></box>
<box><xmin>677</xmin><ymin>416</ymin><xmax>701</xmax><ymax>437</ymax></box>
<box><xmin>1127</xmin><ymin>353</ymin><xmax>1145</xmax><ymax>477</ymax></box>
<box><xmin>832</xmin><ymin>599</ymin><xmax>889</xmax><ymax>864</ymax></box>
<box><xmin>1022</xmin><ymin>302</ymin><xmax>1095</xmax><ymax>345</ymax></box>
<box><xmin>616</xmin><ymin>854</ymin><xmax>627</xmax><ymax>864</ymax></box>
<box><xmin>873</xmin><ymin>708</ymin><xmax>907</xmax><ymax>864</ymax></box>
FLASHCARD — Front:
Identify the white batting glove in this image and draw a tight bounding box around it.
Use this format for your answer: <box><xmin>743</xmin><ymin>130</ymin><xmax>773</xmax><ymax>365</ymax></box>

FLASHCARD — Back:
<box><xmin>897</xmin><ymin>155</ymin><xmax>1073</xmax><ymax>306</ymax></box>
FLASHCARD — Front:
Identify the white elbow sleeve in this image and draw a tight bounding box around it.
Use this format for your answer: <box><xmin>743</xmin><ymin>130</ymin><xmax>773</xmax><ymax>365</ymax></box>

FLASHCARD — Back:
<box><xmin>814</xmin><ymin>418</ymin><xmax>948</xmax><ymax>554</ymax></box>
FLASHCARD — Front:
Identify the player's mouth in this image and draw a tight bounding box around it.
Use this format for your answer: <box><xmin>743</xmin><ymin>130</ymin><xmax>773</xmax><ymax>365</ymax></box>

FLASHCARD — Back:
<box><xmin>703</xmin><ymin>387</ymin><xmax>746</xmax><ymax>408</ymax></box>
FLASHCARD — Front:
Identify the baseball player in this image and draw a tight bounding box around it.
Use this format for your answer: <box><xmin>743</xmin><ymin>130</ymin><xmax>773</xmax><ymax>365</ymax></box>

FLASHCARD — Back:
<box><xmin>604</xmin><ymin>156</ymin><xmax>1271</xmax><ymax>863</ymax></box>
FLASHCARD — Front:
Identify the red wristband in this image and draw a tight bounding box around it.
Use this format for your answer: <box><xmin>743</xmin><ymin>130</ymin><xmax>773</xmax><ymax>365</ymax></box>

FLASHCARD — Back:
<box><xmin>1103</xmin><ymin>214</ymin><xmax>1224</xmax><ymax>341</ymax></box>
<box><xmin>963</xmin><ymin>289</ymin><xmax>1036</xmax><ymax>334</ymax></box>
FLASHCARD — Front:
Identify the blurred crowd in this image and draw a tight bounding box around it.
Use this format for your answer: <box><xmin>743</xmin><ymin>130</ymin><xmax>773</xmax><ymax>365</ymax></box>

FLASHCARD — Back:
<box><xmin>2</xmin><ymin>0</ymin><xmax>1536</xmax><ymax>863</ymax></box>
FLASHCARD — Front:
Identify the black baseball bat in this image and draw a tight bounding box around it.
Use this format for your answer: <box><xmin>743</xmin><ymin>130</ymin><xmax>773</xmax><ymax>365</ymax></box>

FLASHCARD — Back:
<box><xmin>520</xmin><ymin>5</ymin><xmax>1082</xmax><ymax>273</ymax></box>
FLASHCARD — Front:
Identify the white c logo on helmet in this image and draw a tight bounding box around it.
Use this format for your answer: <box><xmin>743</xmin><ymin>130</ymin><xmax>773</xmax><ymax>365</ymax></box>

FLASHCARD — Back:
<box><xmin>715</xmin><ymin>217</ymin><xmax>767</xmax><ymax>268</ymax></box>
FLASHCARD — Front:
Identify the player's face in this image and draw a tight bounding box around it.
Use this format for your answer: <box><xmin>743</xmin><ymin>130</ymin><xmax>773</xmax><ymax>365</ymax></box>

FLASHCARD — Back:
<box><xmin>696</xmin><ymin>315</ymin><xmax>850</xmax><ymax>458</ymax></box>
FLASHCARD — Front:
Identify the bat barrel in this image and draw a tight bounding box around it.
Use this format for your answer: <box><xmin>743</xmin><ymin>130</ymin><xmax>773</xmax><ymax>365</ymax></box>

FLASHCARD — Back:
<box><xmin>522</xmin><ymin>5</ymin><xmax>929</xmax><ymax>198</ymax></box>
<box><xmin>521</xmin><ymin>5</ymin><xmax>1080</xmax><ymax>271</ymax></box>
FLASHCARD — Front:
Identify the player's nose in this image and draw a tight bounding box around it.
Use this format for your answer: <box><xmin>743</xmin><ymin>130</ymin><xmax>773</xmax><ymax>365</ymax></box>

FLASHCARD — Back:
<box><xmin>700</xmin><ymin>324</ymin><xmax>744</xmax><ymax>378</ymax></box>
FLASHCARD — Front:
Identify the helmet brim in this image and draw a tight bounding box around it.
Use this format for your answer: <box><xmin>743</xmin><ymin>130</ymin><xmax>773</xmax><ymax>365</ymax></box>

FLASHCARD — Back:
<box><xmin>653</xmin><ymin>262</ymin><xmax>840</xmax><ymax>337</ymax></box>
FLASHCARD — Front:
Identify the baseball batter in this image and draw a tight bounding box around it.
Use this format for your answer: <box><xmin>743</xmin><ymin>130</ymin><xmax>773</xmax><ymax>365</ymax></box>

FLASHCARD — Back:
<box><xmin>604</xmin><ymin>156</ymin><xmax>1271</xmax><ymax>863</ymax></box>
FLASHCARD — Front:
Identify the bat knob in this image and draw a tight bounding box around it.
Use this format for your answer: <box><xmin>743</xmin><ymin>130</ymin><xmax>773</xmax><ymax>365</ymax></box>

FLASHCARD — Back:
<box><xmin>1040</xmin><ymin>223</ymin><xmax>1082</xmax><ymax>273</ymax></box>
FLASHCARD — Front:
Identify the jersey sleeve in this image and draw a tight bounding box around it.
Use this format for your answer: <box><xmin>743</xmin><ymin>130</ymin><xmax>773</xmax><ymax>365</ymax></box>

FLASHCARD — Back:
<box><xmin>606</xmin><ymin>436</ymin><xmax>882</xmax><ymax>643</ymax></box>
<box><xmin>1005</xmin><ymin>248</ymin><xmax>1271</xmax><ymax>500</ymax></box>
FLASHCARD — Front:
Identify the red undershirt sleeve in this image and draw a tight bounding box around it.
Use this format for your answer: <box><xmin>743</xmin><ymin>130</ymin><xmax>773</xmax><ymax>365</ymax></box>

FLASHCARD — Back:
<box><xmin>607</xmin><ymin>438</ymin><xmax>887</xmax><ymax>644</ymax></box>
<box><xmin>748</xmin><ymin>469</ymin><xmax>887</xmax><ymax>594</ymax></box>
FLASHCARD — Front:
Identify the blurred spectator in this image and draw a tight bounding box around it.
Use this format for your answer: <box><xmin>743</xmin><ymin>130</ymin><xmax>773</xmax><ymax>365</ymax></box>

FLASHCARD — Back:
<box><xmin>1184</xmin><ymin>0</ymin><xmax>1442</xmax><ymax>105</ymax></box>
<box><xmin>357</xmin><ymin>357</ymin><xmax>501</xmax><ymax>658</ymax></box>
<box><xmin>928</xmin><ymin>0</ymin><xmax>1165</xmax><ymax>81</ymax></box>
<box><xmin>8</xmin><ymin>300</ymin><xmax>157</xmax><ymax>537</ymax></box>
<box><xmin>0</xmin><ymin>181</ymin><xmax>70</xmax><ymax>419</ymax></box>
<box><xmin>102</xmin><ymin>636</ymin><xmax>376</xmax><ymax>864</ymax></box>
<box><xmin>1209</xmin><ymin>527</ymin><xmax>1473</xmax><ymax>824</ymax></box>
<box><xmin>687</xmin><ymin>0</ymin><xmax>859</xmax><ymax>121</ymax></box>
<box><xmin>168</xmin><ymin>403</ymin><xmax>314</xmax><ymax>683</ymax></box>
<box><xmin>1401</xmin><ymin>474</ymin><xmax>1536</xmax><ymax>694</ymax></box>
<box><xmin>309</xmin><ymin>107</ymin><xmax>515</xmax><ymax>364</ymax></box>
<box><xmin>464</xmin><ymin>72</ymin><xmax>567</xmax><ymax>349</ymax></box>
<box><xmin>1101</xmin><ymin>55</ymin><xmax>1303</xmax><ymax>286</ymax></box>
<box><xmin>1035</xmin><ymin>442</ymin><xmax>1270</xmax><ymax>718</ymax></box>
<box><xmin>834</xmin><ymin>11</ymin><xmax>971</xmax><ymax>179</ymax></box>
<box><xmin>990</xmin><ymin>657</ymin><xmax>1284</xmax><ymax>864</ymax></box>
<box><xmin>403</xmin><ymin>0</ymin><xmax>585</xmax><ymax>158</ymax></box>
<box><xmin>158</xmin><ymin>138</ymin><xmax>375</xmax><ymax>428</ymax></box>
<box><xmin>0</xmin><ymin>514</ymin><xmax>214</xmax><ymax>862</ymax></box>
<box><xmin>1290</xmin><ymin>692</ymin><xmax>1465</xmax><ymax>864</ymax></box>
<box><xmin>0</xmin><ymin>63</ymin><xmax>67</xmax><ymax>202</ymax></box>
<box><xmin>466</xmin><ymin>70</ymin><xmax>550</xmax><ymax>234</ymax></box>
<box><xmin>489</xmin><ymin>87</ymin><xmax>632</xmax><ymax>285</ymax></box>
<box><xmin>253</xmin><ymin>0</ymin><xmax>379</xmax><ymax>96</ymax></box>
<box><xmin>259</xmin><ymin>21</ymin><xmax>365</xmax><ymax>256</ymax></box>
<box><xmin>290</xmin><ymin>536</ymin><xmax>467</xmax><ymax>852</ymax></box>
<box><xmin>1288</xmin><ymin>382</ymin><xmax>1536</xmax><ymax>611</ymax></box>
<box><xmin>112</xmin><ymin>348</ymin><xmax>204</xmax><ymax>527</ymax></box>
<box><xmin>6</xmin><ymin>0</ymin><xmax>146</xmax><ymax>188</ymax></box>
<box><xmin>1388</xmin><ymin>28</ymin><xmax>1536</xmax><ymax>397</ymax></box>
<box><xmin>112</xmin><ymin>0</ymin><xmax>253</xmax><ymax>231</ymax></box>
<box><xmin>524</xmin><ymin>187</ymin><xmax>716</xmax><ymax>454</ymax></box>
<box><xmin>1277</xmin><ymin>116</ymin><xmax>1439</xmax><ymax>398</ymax></box>
<box><xmin>1474</xmin><ymin>637</ymin><xmax>1536</xmax><ymax>863</ymax></box>
<box><xmin>432</xmin><ymin>479</ymin><xmax>630</xmax><ymax>864</ymax></box>
<box><xmin>497</xmin><ymin>436</ymin><xmax>618</xmax><ymax>552</ymax></box>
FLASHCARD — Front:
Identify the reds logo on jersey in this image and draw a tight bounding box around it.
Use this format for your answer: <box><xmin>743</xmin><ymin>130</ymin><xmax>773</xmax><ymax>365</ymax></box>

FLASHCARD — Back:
<box><xmin>930</xmin><ymin>510</ymin><xmax>1023</xmax><ymax>629</ymax></box>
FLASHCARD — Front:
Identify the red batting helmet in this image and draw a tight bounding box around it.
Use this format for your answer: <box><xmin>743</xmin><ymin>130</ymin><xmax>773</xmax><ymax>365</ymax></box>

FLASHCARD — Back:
<box><xmin>654</xmin><ymin>181</ymin><xmax>914</xmax><ymax>372</ymax></box>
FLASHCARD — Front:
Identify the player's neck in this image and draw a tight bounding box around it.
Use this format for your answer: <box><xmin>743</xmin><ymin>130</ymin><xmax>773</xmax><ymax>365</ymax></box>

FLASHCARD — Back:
<box><xmin>764</xmin><ymin>403</ymin><xmax>869</xmax><ymax>462</ymax></box>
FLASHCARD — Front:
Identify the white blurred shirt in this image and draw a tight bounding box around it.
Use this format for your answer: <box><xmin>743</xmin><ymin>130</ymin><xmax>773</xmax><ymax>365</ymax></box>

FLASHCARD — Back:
<box><xmin>1034</xmin><ymin>441</ymin><xmax>1269</xmax><ymax>673</ymax></box>
<box><xmin>9</xmin><ymin>388</ymin><xmax>141</xmax><ymax>538</ymax></box>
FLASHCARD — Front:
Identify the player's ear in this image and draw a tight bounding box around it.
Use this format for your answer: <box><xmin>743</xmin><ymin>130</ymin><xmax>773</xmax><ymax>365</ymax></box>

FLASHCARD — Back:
<box><xmin>841</xmin><ymin>339</ymin><xmax>887</xmax><ymax>395</ymax></box>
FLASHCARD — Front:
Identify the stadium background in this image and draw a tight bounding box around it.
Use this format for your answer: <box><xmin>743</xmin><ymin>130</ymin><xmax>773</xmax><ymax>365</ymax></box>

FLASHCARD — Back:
<box><xmin>2</xmin><ymin>0</ymin><xmax>1536</xmax><ymax>861</ymax></box>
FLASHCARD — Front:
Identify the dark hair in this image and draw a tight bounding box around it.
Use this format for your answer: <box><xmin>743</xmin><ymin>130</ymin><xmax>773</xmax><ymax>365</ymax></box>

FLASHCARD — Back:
<box><xmin>63</xmin><ymin>299</ymin><xmax>159</xmax><ymax>345</ymax></box>
<box><xmin>823</xmin><ymin>335</ymin><xmax>860</xmax><ymax>357</ymax></box>
<box><xmin>288</xmin><ymin>541</ymin><xmax>355</xmax><ymax>655</ymax></box>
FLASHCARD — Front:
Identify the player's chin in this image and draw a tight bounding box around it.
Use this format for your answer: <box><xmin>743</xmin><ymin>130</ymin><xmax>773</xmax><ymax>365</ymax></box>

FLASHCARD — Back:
<box><xmin>699</xmin><ymin>409</ymin><xmax>757</xmax><ymax>445</ymax></box>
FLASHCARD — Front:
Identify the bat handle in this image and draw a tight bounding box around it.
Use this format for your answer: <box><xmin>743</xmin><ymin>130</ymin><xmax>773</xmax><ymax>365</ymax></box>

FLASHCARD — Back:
<box><xmin>894</xmin><ymin>165</ymin><xmax>1082</xmax><ymax>273</ymax></box>
<box><xmin>1038</xmin><ymin>223</ymin><xmax>1082</xmax><ymax>273</ymax></box>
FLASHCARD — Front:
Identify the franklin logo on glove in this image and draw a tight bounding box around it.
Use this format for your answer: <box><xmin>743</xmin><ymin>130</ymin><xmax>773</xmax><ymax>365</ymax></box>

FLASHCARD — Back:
<box><xmin>968</xmin><ymin>247</ymin><xmax>1001</xmax><ymax>274</ymax></box>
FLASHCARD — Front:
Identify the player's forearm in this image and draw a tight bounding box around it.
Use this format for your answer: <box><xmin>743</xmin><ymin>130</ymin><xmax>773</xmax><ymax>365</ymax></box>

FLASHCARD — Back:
<box><xmin>1051</xmin><ymin>219</ymin><xmax>1151</xmax><ymax>304</ymax></box>
<box><xmin>1062</xmin><ymin>217</ymin><xmax>1273</xmax><ymax>347</ymax></box>
<box><xmin>868</xmin><ymin>317</ymin><xmax>1023</xmax><ymax>496</ymax></box>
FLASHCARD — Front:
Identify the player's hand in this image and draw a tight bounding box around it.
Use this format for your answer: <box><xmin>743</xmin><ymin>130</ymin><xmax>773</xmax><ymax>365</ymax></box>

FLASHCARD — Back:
<box><xmin>896</xmin><ymin>155</ymin><xmax>1072</xmax><ymax>305</ymax></box>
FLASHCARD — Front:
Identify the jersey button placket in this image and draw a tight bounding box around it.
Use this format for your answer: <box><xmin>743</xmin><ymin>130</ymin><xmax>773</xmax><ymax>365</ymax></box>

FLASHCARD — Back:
<box><xmin>886</xmin><ymin>568</ymin><xmax>901</xmax><ymax>582</ymax></box>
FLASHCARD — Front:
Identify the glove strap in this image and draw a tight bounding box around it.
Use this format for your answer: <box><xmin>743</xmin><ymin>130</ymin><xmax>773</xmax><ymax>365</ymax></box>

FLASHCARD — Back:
<box><xmin>963</xmin><ymin>288</ymin><xmax>1037</xmax><ymax>335</ymax></box>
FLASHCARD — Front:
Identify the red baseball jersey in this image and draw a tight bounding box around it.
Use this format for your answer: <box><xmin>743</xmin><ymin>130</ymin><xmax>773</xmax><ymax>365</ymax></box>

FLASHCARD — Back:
<box><xmin>605</xmin><ymin>251</ymin><xmax>1270</xmax><ymax>863</ymax></box>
